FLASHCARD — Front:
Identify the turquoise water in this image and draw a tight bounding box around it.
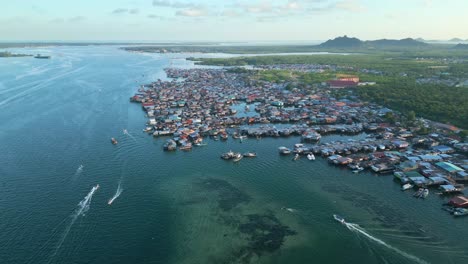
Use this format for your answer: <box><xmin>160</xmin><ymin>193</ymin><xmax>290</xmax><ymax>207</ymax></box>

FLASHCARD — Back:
<box><xmin>0</xmin><ymin>46</ymin><xmax>467</xmax><ymax>264</ymax></box>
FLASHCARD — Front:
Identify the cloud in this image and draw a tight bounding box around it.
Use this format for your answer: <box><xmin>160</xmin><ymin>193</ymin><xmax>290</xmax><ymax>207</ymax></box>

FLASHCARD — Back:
<box><xmin>49</xmin><ymin>16</ymin><xmax>85</xmax><ymax>24</ymax></box>
<box><xmin>334</xmin><ymin>0</ymin><xmax>366</xmax><ymax>12</ymax></box>
<box><xmin>111</xmin><ymin>8</ymin><xmax>139</xmax><ymax>15</ymax></box>
<box><xmin>69</xmin><ymin>16</ymin><xmax>86</xmax><ymax>22</ymax></box>
<box><xmin>176</xmin><ymin>8</ymin><xmax>207</xmax><ymax>17</ymax></box>
<box><xmin>112</xmin><ymin>8</ymin><xmax>128</xmax><ymax>14</ymax></box>
<box><xmin>147</xmin><ymin>14</ymin><xmax>162</xmax><ymax>19</ymax></box>
<box><xmin>152</xmin><ymin>0</ymin><xmax>195</xmax><ymax>8</ymax></box>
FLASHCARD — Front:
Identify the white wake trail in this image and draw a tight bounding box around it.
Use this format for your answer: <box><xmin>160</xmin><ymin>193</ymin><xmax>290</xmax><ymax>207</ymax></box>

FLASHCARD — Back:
<box><xmin>123</xmin><ymin>129</ymin><xmax>136</xmax><ymax>142</ymax></box>
<box><xmin>108</xmin><ymin>181</ymin><xmax>123</xmax><ymax>205</ymax></box>
<box><xmin>49</xmin><ymin>185</ymin><xmax>99</xmax><ymax>260</ymax></box>
<box><xmin>344</xmin><ymin>222</ymin><xmax>429</xmax><ymax>264</ymax></box>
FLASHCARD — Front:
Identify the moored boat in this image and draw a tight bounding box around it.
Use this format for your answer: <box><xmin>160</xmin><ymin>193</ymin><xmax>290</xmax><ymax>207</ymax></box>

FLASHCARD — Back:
<box><xmin>401</xmin><ymin>183</ymin><xmax>413</xmax><ymax>191</ymax></box>
<box><xmin>307</xmin><ymin>153</ymin><xmax>315</xmax><ymax>160</ymax></box>
<box><xmin>243</xmin><ymin>152</ymin><xmax>257</xmax><ymax>157</ymax></box>
<box><xmin>453</xmin><ymin>208</ymin><xmax>468</xmax><ymax>217</ymax></box>
<box><xmin>279</xmin><ymin>146</ymin><xmax>292</xmax><ymax>155</ymax></box>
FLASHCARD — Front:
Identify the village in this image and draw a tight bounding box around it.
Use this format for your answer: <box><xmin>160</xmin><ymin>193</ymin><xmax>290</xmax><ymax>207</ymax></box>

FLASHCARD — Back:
<box><xmin>130</xmin><ymin>67</ymin><xmax>468</xmax><ymax>217</ymax></box>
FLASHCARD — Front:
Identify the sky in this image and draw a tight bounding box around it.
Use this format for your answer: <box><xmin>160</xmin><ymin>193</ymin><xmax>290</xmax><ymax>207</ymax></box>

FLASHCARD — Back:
<box><xmin>1</xmin><ymin>0</ymin><xmax>467</xmax><ymax>42</ymax></box>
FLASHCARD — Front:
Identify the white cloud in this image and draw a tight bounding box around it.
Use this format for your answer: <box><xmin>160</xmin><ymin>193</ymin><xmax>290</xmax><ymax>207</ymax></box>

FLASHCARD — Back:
<box><xmin>111</xmin><ymin>8</ymin><xmax>140</xmax><ymax>15</ymax></box>
<box><xmin>176</xmin><ymin>8</ymin><xmax>207</xmax><ymax>17</ymax></box>
<box><xmin>152</xmin><ymin>0</ymin><xmax>196</xmax><ymax>8</ymax></box>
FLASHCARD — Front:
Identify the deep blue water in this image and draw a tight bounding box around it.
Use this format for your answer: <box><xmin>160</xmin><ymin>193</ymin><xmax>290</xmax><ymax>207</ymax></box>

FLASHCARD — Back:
<box><xmin>0</xmin><ymin>46</ymin><xmax>467</xmax><ymax>264</ymax></box>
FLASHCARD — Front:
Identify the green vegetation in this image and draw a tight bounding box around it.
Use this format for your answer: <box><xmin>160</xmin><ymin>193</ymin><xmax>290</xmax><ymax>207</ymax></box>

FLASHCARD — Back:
<box><xmin>196</xmin><ymin>53</ymin><xmax>468</xmax><ymax>128</ymax></box>
<box><xmin>0</xmin><ymin>51</ymin><xmax>31</xmax><ymax>57</ymax></box>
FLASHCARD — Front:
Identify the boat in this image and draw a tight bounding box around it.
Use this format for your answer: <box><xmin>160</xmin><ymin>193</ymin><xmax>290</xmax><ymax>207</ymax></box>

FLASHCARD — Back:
<box><xmin>422</xmin><ymin>188</ymin><xmax>429</xmax><ymax>199</ymax></box>
<box><xmin>194</xmin><ymin>142</ymin><xmax>207</xmax><ymax>146</ymax></box>
<box><xmin>243</xmin><ymin>152</ymin><xmax>257</xmax><ymax>157</ymax></box>
<box><xmin>352</xmin><ymin>167</ymin><xmax>364</xmax><ymax>173</ymax></box>
<box><xmin>333</xmin><ymin>214</ymin><xmax>346</xmax><ymax>224</ymax></box>
<box><xmin>453</xmin><ymin>208</ymin><xmax>468</xmax><ymax>217</ymax></box>
<box><xmin>34</xmin><ymin>54</ymin><xmax>51</xmax><ymax>59</ymax></box>
<box><xmin>220</xmin><ymin>132</ymin><xmax>229</xmax><ymax>140</ymax></box>
<box><xmin>401</xmin><ymin>183</ymin><xmax>413</xmax><ymax>191</ymax></box>
<box><xmin>279</xmin><ymin>146</ymin><xmax>292</xmax><ymax>155</ymax></box>
<box><xmin>413</xmin><ymin>188</ymin><xmax>424</xmax><ymax>198</ymax></box>
<box><xmin>221</xmin><ymin>150</ymin><xmax>235</xmax><ymax>160</ymax></box>
<box><xmin>233</xmin><ymin>153</ymin><xmax>243</xmax><ymax>162</ymax></box>
<box><xmin>307</xmin><ymin>153</ymin><xmax>315</xmax><ymax>160</ymax></box>
<box><xmin>111</xmin><ymin>138</ymin><xmax>118</xmax><ymax>145</ymax></box>
<box><xmin>143</xmin><ymin>127</ymin><xmax>153</xmax><ymax>133</ymax></box>
<box><xmin>293</xmin><ymin>154</ymin><xmax>300</xmax><ymax>161</ymax></box>
<box><xmin>179</xmin><ymin>143</ymin><xmax>192</xmax><ymax>151</ymax></box>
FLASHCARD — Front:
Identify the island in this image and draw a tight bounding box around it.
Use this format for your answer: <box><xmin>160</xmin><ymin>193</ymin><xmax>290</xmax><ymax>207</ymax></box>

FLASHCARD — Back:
<box><xmin>0</xmin><ymin>51</ymin><xmax>32</xmax><ymax>57</ymax></box>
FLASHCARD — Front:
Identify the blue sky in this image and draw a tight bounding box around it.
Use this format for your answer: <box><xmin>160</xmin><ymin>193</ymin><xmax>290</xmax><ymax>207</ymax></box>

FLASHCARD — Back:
<box><xmin>1</xmin><ymin>0</ymin><xmax>467</xmax><ymax>42</ymax></box>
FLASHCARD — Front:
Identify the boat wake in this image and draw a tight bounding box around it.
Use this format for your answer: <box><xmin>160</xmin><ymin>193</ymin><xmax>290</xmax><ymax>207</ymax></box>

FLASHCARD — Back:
<box><xmin>50</xmin><ymin>185</ymin><xmax>99</xmax><ymax>259</ymax></box>
<box><xmin>123</xmin><ymin>129</ymin><xmax>136</xmax><ymax>142</ymax></box>
<box><xmin>108</xmin><ymin>181</ymin><xmax>123</xmax><ymax>205</ymax></box>
<box><xmin>343</xmin><ymin>221</ymin><xmax>429</xmax><ymax>264</ymax></box>
<box><xmin>74</xmin><ymin>164</ymin><xmax>84</xmax><ymax>176</ymax></box>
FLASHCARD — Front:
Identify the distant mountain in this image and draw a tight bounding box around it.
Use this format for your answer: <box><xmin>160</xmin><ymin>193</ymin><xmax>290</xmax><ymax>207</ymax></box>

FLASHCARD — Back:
<box><xmin>416</xmin><ymin>38</ymin><xmax>426</xmax><ymax>42</ymax></box>
<box><xmin>369</xmin><ymin>38</ymin><xmax>428</xmax><ymax>48</ymax></box>
<box><xmin>319</xmin><ymin>36</ymin><xmax>428</xmax><ymax>49</ymax></box>
<box><xmin>449</xmin><ymin>38</ymin><xmax>464</xmax><ymax>42</ymax></box>
<box><xmin>319</xmin><ymin>35</ymin><xmax>363</xmax><ymax>48</ymax></box>
<box><xmin>453</xmin><ymin>44</ymin><xmax>468</xmax><ymax>49</ymax></box>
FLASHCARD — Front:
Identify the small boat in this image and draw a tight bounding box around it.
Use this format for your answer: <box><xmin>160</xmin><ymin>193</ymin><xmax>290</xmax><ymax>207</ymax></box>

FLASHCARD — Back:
<box><xmin>143</xmin><ymin>127</ymin><xmax>152</xmax><ymax>133</ymax></box>
<box><xmin>453</xmin><ymin>208</ymin><xmax>468</xmax><ymax>217</ymax></box>
<box><xmin>352</xmin><ymin>167</ymin><xmax>364</xmax><ymax>173</ymax></box>
<box><xmin>401</xmin><ymin>183</ymin><xmax>413</xmax><ymax>191</ymax></box>
<box><xmin>221</xmin><ymin>150</ymin><xmax>235</xmax><ymax>160</ymax></box>
<box><xmin>413</xmin><ymin>188</ymin><xmax>424</xmax><ymax>197</ymax></box>
<box><xmin>180</xmin><ymin>143</ymin><xmax>192</xmax><ymax>151</ymax></box>
<box><xmin>422</xmin><ymin>188</ymin><xmax>429</xmax><ymax>199</ymax></box>
<box><xmin>111</xmin><ymin>138</ymin><xmax>118</xmax><ymax>145</ymax></box>
<box><xmin>279</xmin><ymin>146</ymin><xmax>292</xmax><ymax>155</ymax></box>
<box><xmin>233</xmin><ymin>153</ymin><xmax>243</xmax><ymax>162</ymax></box>
<box><xmin>243</xmin><ymin>152</ymin><xmax>257</xmax><ymax>157</ymax></box>
<box><xmin>293</xmin><ymin>154</ymin><xmax>300</xmax><ymax>161</ymax></box>
<box><xmin>194</xmin><ymin>142</ymin><xmax>207</xmax><ymax>146</ymax></box>
<box><xmin>307</xmin><ymin>153</ymin><xmax>315</xmax><ymax>161</ymax></box>
<box><xmin>333</xmin><ymin>214</ymin><xmax>346</xmax><ymax>224</ymax></box>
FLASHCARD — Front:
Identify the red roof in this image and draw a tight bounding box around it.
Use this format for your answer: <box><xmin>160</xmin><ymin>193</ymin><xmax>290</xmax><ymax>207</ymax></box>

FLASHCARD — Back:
<box><xmin>328</xmin><ymin>80</ymin><xmax>358</xmax><ymax>87</ymax></box>
<box><xmin>449</xmin><ymin>196</ymin><xmax>468</xmax><ymax>208</ymax></box>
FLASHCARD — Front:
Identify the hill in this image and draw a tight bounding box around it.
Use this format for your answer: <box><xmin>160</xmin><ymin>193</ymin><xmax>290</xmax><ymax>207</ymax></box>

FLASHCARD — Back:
<box><xmin>319</xmin><ymin>36</ymin><xmax>428</xmax><ymax>49</ymax></box>
<box><xmin>453</xmin><ymin>44</ymin><xmax>468</xmax><ymax>49</ymax></box>
<box><xmin>319</xmin><ymin>36</ymin><xmax>363</xmax><ymax>48</ymax></box>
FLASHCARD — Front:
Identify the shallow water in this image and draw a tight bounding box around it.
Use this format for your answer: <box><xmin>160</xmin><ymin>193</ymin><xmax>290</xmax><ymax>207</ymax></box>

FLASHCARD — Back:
<box><xmin>0</xmin><ymin>46</ymin><xmax>467</xmax><ymax>264</ymax></box>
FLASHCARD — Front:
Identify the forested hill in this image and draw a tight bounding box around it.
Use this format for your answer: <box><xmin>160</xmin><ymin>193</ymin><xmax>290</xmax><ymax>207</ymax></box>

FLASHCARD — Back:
<box><xmin>319</xmin><ymin>36</ymin><xmax>428</xmax><ymax>49</ymax></box>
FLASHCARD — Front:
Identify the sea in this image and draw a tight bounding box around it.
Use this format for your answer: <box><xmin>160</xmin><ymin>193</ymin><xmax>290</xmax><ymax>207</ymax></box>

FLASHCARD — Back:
<box><xmin>0</xmin><ymin>46</ymin><xmax>467</xmax><ymax>264</ymax></box>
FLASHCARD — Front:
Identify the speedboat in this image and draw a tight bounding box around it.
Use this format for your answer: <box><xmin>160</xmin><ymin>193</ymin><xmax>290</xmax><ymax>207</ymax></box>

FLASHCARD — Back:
<box><xmin>333</xmin><ymin>214</ymin><xmax>346</xmax><ymax>224</ymax></box>
<box><xmin>111</xmin><ymin>138</ymin><xmax>118</xmax><ymax>145</ymax></box>
<box><xmin>401</xmin><ymin>183</ymin><xmax>413</xmax><ymax>191</ymax></box>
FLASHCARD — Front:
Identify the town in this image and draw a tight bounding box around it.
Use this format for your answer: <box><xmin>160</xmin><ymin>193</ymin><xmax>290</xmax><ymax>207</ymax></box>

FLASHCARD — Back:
<box><xmin>130</xmin><ymin>66</ymin><xmax>468</xmax><ymax>217</ymax></box>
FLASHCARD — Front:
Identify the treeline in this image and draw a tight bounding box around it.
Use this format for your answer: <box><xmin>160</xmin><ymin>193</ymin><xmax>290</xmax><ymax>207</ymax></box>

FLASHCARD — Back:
<box><xmin>194</xmin><ymin>54</ymin><xmax>462</xmax><ymax>77</ymax></box>
<box><xmin>356</xmin><ymin>81</ymin><xmax>468</xmax><ymax>128</ymax></box>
